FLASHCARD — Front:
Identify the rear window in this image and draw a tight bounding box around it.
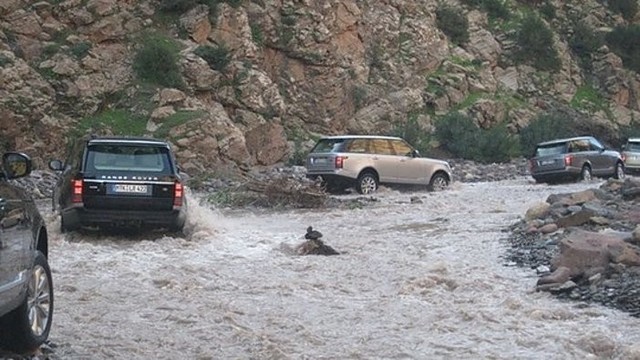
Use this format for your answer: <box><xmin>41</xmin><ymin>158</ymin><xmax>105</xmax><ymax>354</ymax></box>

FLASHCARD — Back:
<box><xmin>85</xmin><ymin>144</ymin><xmax>173</xmax><ymax>174</ymax></box>
<box><xmin>310</xmin><ymin>139</ymin><xmax>346</xmax><ymax>153</ymax></box>
<box><xmin>535</xmin><ymin>143</ymin><xmax>566</xmax><ymax>157</ymax></box>
<box><xmin>626</xmin><ymin>142</ymin><xmax>640</xmax><ymax>152</ymax></box>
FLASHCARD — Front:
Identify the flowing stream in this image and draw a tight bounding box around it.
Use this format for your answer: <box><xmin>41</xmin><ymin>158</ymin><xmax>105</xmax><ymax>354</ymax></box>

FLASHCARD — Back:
<box><xmin>42</xmin><ymin>178</ymin><xmax>640</xmax><ymax>359</ymax></box>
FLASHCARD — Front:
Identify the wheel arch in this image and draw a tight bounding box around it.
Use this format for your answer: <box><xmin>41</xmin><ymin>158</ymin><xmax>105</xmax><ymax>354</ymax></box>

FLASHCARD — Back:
<box><xmin>357</xmin><ymin>167</ymin><xmax>379</xmax><ymax>180</ymax></box>
<box><xmin>430</xmin><ymin>169</ymin><xmax>451</xmax><ymax>183</ymax></box>
<box><xmin>36</xmin><ymin>225</ymin><xmax>48</xmax><ymax>258</ymax></box>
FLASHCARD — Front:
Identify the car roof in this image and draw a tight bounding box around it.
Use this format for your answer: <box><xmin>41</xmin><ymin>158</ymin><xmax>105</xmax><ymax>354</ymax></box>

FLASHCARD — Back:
<box><xmin>87</xmin><ymin>136</ymin><xmax>170</xmax><ymax>146</ymax></box>
<box><xmin>536</xmin><ymin>136</ymin><xmax>595</xmax><ymax>146</ymax></box>
<box><xmin>318</xmin><ymin>135</ymin><xmax>403</xmax><ymax>141</ymax></box>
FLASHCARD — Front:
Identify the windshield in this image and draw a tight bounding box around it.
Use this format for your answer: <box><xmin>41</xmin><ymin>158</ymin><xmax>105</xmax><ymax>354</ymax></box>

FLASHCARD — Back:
<box><xmin>535</xmin><ymin>143</ymin><xmax>566</xmax><ymax>157</ymax></box>
<box><xmin>627</xmin><ymin>142</ymin><xmax>640</xmax><ymax>152</ymax></box>
<box><xmin>85</xmin><ymin>144</ymin><xmax>173</xmax><ymax>174</ymax></box>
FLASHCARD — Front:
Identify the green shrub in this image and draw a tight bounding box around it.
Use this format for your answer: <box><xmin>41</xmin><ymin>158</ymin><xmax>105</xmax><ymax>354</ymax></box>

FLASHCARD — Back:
<box><xmin>607</xmin><ymin>0</ymin><xmax>638</xmax><ymax>21</ymax></box>
<box><xmin>460</xmin><ymin>0</ymin><xmax>510</xmax><ymax>20</ymax></box>
<box><xmin>539</xmin><ymin>1</ymin><xmax>556</xmax><ymax>20</ymax></box>
<box><xmin>69</xmin><ymin>41</ymin><xmax>92</xmax><ymax>59</ymax></box>
<box><xmin>74</xmin><ymin>109</ymin><xmax>147</xmax><ymax>137</ymax></box>
<box><xmin>434</xmin><ymin>112</ymin><xmax>478</xmax><ymax>159</ymax></box>
<box><xmin>605</xmin><ymin>25</ymin><xmax>640</xmax><ymax>73</ymax></box>
<box><xmin>618</xmin><ymin>122</ymin><xmax>640</xmax><ymax>143</ymax></box>
<box><xmin>474</xmin><ymin>124</ymin><xmax>520</xmax><ymax>163</ymax></box>
<box><xmin>0</xmin><ymin>54</ymin><xmax>12</xmax><ymax>67</ymax></box>
<box><xmin>155</xmin><ymin>110</ymin><xmax>205</xmax><ymax>139</ymax></box>
<box><xmin>158</xmin><ymin>0</ymin><xmax>198</xmax><ymax>13</ymax></box>
<box><xmin>391</xmin><ymin>113</ymin><xmax>433</xmax><ymax>155</ymax></box>
<box><xmin>568</xmin><ymin>23</ymin><xmax>603</xmax><ymax>71</ymax></box>
<box><xmin>434</xmin><ymin>112</ymin><xmax>519</xmax><ymax>162</ymax></box>
<box><xmin>194</xmin><ymin>44</ymin><xmax>231</xmax><ymax>71</ymax></box>
<box><xmin>518</xmin><ymin>112</ymin><xmax>575</xmax><ymax>157</ymax></box>
<box><xmin>250</xmin><ymin>23</ymin><xmax>264</xmax><ymax>47</ymax></box>
<box><xmin>513</xmin><ymin>14</ymin><xmax>561</xmax><ymax>72</ymax></box>
<box><xmin>133</xmin><ymin>34</ymin><xmax>184</xmax><ymax>88</ymax></box>
<box><xmin>570</xmin><ymin>84</ymin><xmax>609</xmax><ymax>114</ymax></box>
<box><xmin>481</xmin><ymin>0</ymin><xmax>510</xmax><ymax>20</ymax></box>
<box><xmin>42</xmin><ymin>43</ymin><xmax>60</xmax><ymax>57</ymax></box>
<box><xmin>287</xmin><ymin>138</ymin><xmax>307</xmax><ymax>166</ymax></box>
<box><xmin>436</xmin><ymin>4</ymin><xmax>469</xmax><ymax>45</ymax></box>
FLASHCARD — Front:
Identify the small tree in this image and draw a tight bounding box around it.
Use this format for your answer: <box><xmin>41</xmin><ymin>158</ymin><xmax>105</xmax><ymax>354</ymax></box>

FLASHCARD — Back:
<box><xmin>568</xmin><ymin>22</ymin><xmax>604</xmax><ymax>71</ymax></box>
<box><xmin>607</xmin><ymin>0</ymin><xmax>638</xmax><ymax>21</ymax></box>
<box><xmin>194</xmin><ymin>44</ymin><xmax>231</xmax><ymax>71</ymax></box>
<box><xmin>606</xmin><ymin>25</ymin><xmax>640</xmax><ymax>73</ymax></box>
<box><xmin>519</xmin><ymin>112</ymin><xmax>575</xmax><ymax>157</ymax></box>
<box><xmin>513</xmin><ymin>14</ymin><xmax>561</xmax><ymax>72</ymax></box>
<box><xmin>435</xmin><ymin>112</ymin><xmax>478</xmax><ymax>159</ymax></box>
<box><xmin>436</xmin><ymin>4</ymin><xmax>469</xmax><ymax>46</ymax></box>
<box><xmin>133</xmin><ymin>34</ymin><xmax>184</xmax><ymax>88</ymax></box>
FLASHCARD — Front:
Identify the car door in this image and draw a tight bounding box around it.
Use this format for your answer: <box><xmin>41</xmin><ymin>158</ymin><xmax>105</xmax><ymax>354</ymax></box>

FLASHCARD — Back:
<box><xmin>369</xmin><ymin>139</ymin><xmax>398</xmax><ymax>183</ymax></box>
<box><xmin>390</xmin><ymin>139</ymin><xmax>424</xmax><ymax>184</ymax></box>
<box><xmin>588</xmin><ymin>138</ymin><xmax>612</xmax><ymax>175</ymax></box>
<box><xmin>0</xmin><ymin>171</ymin><xmax>31</xmax><ymax>306</ymax></box>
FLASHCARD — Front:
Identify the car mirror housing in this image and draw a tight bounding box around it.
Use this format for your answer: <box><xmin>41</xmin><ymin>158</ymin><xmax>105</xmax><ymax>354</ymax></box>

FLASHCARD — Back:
<box><xmin>412</xmin><ymin>149</ymin><xmax>420</xmax><ymax>158</ymax></box>
<box><xmin>48</xmin><ymin>159</ymin><xmax>64</xmax><ymax>171</ymax></box>
<box><xmin>2</xmin><ymin>152</ymin><xmax>32</xmax><ymax>179</ymax></box>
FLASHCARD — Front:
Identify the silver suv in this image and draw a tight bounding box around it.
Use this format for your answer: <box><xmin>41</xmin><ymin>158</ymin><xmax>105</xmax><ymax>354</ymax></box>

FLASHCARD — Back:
<box><xmin>621</xmin><ymin>137</ymin><xmax>640</xmax><ymax>174</ymax></box>
<box><xmin>529</xmin><ymin>136</ymin><xmax>625</xmax><ymax>183</ymax></box>
<box><xmin>305</xmin><ymin>135</ymin><xmax>452</xmax><ymax>194</ymax></box>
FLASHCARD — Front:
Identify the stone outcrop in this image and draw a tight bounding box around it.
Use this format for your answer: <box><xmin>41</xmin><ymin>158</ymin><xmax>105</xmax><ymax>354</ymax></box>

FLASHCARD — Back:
<box><xmin>0</xmin><ymin>0</ymin><xmax>638</xmax><ymax>173</ymax></box>
<box><xmin>508</xmin><ymin>178</ymin><xmax>640</xmax><ymax>317</ymax></box>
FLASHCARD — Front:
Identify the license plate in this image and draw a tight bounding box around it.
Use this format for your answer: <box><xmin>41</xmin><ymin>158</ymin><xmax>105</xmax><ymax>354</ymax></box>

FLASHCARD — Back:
<box><xmin>111</xmin><ymin>184</ymin><xmax>149</xmax><ymax>194</ymax></box>
<box><xmin>312</xmin><ymin>157</ymin><xmax>327</xmax><ymax>164</ymax></box>
<box><xmin>540</xmin><ymin>160</ymin><xmax>555</xmax><ymax>166</ymax></box>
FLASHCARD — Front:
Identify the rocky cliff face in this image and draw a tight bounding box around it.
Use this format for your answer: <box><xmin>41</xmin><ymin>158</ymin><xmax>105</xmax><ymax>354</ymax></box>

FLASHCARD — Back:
<box><xmin>0</xmin><ymin>0</ymin><xmax>639</xmax><ymax>173</ymax></box>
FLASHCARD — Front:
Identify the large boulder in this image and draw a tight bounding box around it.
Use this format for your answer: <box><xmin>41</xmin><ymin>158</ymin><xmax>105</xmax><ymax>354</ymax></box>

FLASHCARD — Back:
<box><xmin>546</xmin><ymin>230</ymin><xmax>640</xmax><ymax>281</ymax></box>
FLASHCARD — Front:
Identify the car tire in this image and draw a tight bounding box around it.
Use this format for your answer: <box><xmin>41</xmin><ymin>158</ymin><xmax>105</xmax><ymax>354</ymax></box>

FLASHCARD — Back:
<box><xmin>580</xmin><ymin>165</ymin><xmax>592</xmax><ymax>182</ymax></box>
<box><xmin>428</xmin><ymin>173</ymin><xmax>449</xmax><ymax>192</ymax></box>
<box><xmin>356</xmin><ymin>172</ymin><xmax>378</xmax><ymax>195</ymax></box>
<box><xmin>324</xmin><ymin>181</ymin><xmax>347</xmax><ymax>194</ymax></box>
<box><xmin>0</xmin><ymin>251</ymin><xmax>53</xmax><ymax>354</ymax></box>
<box><xmin>60</xmin><ymin>213</ymin><xmax>78</xmax><ymax>233</ymax></box>
<box><xmin>614</xmin><ymin>162</ymin><xmax>625</xmax><ymax>180</ymax></box>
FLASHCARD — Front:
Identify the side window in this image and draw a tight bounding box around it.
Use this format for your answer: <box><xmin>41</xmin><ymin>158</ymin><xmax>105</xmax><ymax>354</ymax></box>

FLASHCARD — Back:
<box><xmin>572</xmin><ymin>140</ymin><xmax>590</xmax><ymax>152</ymax></box>
<box><xmin>66</xmin><ymin>138</ymin><xmax>87</xmax><ymax>170</ymax></box>
<box><xmin>370</xmin><ymin>139</ymin><xmax>395</xmax><ymax>155</ymax></box>
<box><xmin>589</xmin><ymin>138</ymin><xmax>603</xmax><ymax>151</ymax></box>
<box><xmin>345</xmin><ymin>139</ymin><xmax>369</xmax><ymax>153</ymax></box>
<box><xmin>391</xmin><ymin>140</ymin><xmax>413</xmax><ymax>157</ymax></box>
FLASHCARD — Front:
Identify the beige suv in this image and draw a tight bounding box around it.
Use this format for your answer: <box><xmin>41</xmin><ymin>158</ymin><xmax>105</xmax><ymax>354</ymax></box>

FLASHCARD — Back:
<box><xmin>305</xmin><ymin>135</ymin><xmax>452</xmax><ymax>194</ymax></box>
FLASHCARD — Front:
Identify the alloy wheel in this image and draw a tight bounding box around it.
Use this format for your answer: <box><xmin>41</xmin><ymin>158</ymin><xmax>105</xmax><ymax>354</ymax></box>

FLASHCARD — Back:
<box><xmin>359</xmin><ymin>176</ymin><xmax>377</xmax><ymax>194</ymax></box>
<box><xmin>27</xmin><ymin>265</ymin><xmax>52</xmax><ymax>337</ymax></box>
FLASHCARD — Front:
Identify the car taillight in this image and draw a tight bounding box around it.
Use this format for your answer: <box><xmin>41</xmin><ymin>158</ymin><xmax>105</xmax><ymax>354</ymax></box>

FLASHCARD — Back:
<box><xmin>174</xmin><ymin>181</ymin><xmax>184</xmax><ymax>207</ymax></box>
<box><xmin>564</xmin><ymin>154</ymin><xmax>573</xmax><ymax>166</ymax></box>
<box><xmin>72</xmin><ymin>179</ymin><xmax>83</xmax><ymax>203</ymax></box>
<box><xmin>335</xmin><ymin>156</ymin><xmax>345</xmax><ymax>169</ymax></box>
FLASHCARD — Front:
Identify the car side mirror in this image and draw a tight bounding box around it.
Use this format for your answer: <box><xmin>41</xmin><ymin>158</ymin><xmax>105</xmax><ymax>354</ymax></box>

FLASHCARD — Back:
<box><xmin>412</xmin><ymin>149</ymin><xmax>420</xmax><ymax>158</ymax></box>
<box><xmin>2</xmin><ymin>152</ymin><xmax>32</xmax><ymax>179</ymax></box>
<box><xmin>49</xmin><ymin>159</ymin><xmax>64</xmax><ymax>171</ymax></box>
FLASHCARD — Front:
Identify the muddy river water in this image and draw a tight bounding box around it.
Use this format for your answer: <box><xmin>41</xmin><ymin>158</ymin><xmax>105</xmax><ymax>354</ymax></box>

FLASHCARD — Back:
<box><xmin>42</xmin><ymin>178</ymin><xmax>640</xmax><ymax>359</ymax></box>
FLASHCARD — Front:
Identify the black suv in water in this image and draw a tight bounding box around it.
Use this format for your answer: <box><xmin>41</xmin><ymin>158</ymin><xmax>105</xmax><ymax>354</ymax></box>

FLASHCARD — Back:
<box><xmin>49</xmin><ymin>136</ymin><xmax>187</xmax><ymax>232</ymax></box>
<box><xmin>0</xmin><ymin>152</ymin><xmax>53</xmax><ymax>354</ymax></box>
